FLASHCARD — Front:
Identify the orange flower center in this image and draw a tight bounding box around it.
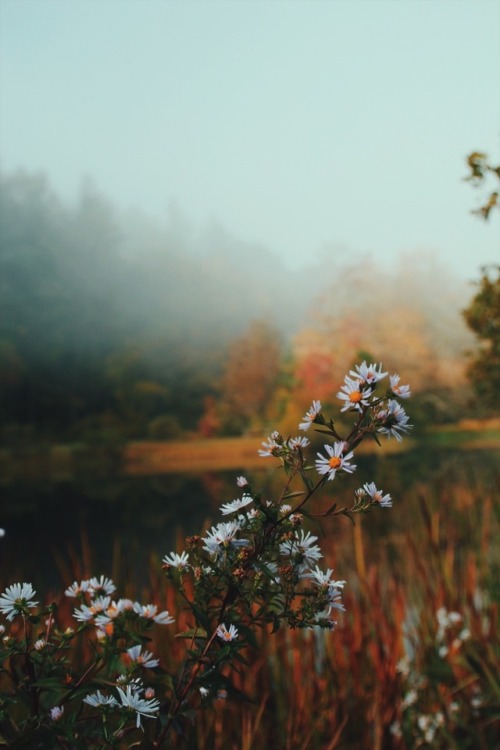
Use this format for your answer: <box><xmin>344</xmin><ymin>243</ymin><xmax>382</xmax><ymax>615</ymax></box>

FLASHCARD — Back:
<box><xmin>349</xmin><ymin>391</ymin><xmax>362</xmax><ymax>403</ymax></box>
<box><xmin>328</xmin><ymin>456</ymin><xmax>342</xmax><ymax>469</ymax></box>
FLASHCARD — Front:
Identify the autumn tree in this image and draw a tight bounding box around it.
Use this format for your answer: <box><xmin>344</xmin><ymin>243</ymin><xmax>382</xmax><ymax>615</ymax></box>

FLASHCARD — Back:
<box><xmin>216</xmin><ymin>320</ymin><xmax>283</xmax><ymax>434</ymax></box>
<box><xmin>462</xmin><ymin>265</ymin><xmax>500</xmax><ymax>412</ymax></box>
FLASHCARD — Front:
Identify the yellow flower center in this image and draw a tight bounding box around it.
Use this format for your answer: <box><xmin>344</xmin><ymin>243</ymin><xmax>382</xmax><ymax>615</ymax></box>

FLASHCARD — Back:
<box><xmin>328</xmin><ymin>456</ymin><xmax>342</xmax><ymax>469</ymax></box>
<box><xmin>349</xmin><ymin>391</ymin><xmax>362</xmax><ymax>403</ymax></box>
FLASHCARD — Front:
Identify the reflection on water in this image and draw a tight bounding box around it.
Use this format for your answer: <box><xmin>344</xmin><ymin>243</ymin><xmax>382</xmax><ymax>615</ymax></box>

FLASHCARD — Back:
<box><xmin>1</xmin><ymin>446</ymin><xmax>498</xmax><ymax>593</ymax></box>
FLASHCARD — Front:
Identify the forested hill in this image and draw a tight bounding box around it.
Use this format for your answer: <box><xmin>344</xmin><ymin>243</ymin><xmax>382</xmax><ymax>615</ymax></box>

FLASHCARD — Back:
<box><xmin>0</xmin><ymin>171</ymin><xmax>322</xmax><ymax>437</ymax></box>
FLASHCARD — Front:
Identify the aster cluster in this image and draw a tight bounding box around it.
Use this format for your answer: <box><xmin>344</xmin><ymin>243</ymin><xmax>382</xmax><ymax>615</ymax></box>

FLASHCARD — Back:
<box><xmin>0</xmin><ymin>574</ymin><xmax>173</xmax><ymax>741</ymax></box>
<box><xmin>0</xmin><ymin>361</ymin><xmax>411</xmax><ymax>746</ymax></box>
<box><xmin>83</xmin><ymin>680</ymin><xmax>160</xmax><ymax>730</ymax></box>
<box><xmin>0</xmin><ymin>582</ymin><xmax>38</xmax><ymax>621</ymax></box>
<box><xmin>163</xmin><ymin>490</ymin><xmax>347</xmax><ymax>633</ymax></box>
<box><xmin>162</xmin><ymin>362</ymin><xmax>412</xmax><ymax>645</ymax></box>
<box><xmin>67</xmin><ymin>575</ymin><xmax>174</xmax><ymax>638</ymax></box>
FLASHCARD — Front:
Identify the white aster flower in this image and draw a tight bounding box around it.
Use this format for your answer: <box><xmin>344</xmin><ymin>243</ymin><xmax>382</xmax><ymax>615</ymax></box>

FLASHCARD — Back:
<box><xmin>279</xmin><ymin>504</ymin><xmax>292</xmax><ymax>515</ymax></box>
<box><xmin>288</xmin><ymin>436</ymin><xmax>310</xmax><ymax>450</ymax></box>
<box><xmin>236</xmin><ymin>476</ymin><xmax>248</xmax><ymax>487</ymax></box>
<box><xmin>88</xmin><ymin>575</ymin><xmax>116</xmax><ymax>598</ymax></box>
<box><xmin>202</xmin><ymin>521</ymin><xmax>249</xmax><ymax>557</ymax></box>
<box><xmin>64</xmin><ymin>580</ymin><xmax>90</xmax><ymax>598</ymax></box>
<box><xmin>116</xmin><ymin>674</ymin><xmax>142</xmax><ymax>686</ymax></box>
<box><xmin>349</xmin><ymin>361</ymin><xmax>387</xmax><ymax>385</ymax></box>
<box><xmin>377</xmin><ymin>399</ymin><xmax>412</xmax><ymax>442</ymax></box>
<box><xmin>402</xmin><ymin>689</ymin><xmax>418</xmax><ymax>708</ymax></box>
<box><xmin>132</xmin><ymin>603</ymin><xmax>175</xmax><ymax>625</ymax></box>
<box><xmin>362</xmin><ymin>481</ymin><xmax>392</xmax><ymax>508</ymax></box>
<box><xmin>73</xmin><ymin>595</ymin><xmax>111</xmax><ymax>623</ymax></box>
<box><xmin>337</xmin><ymin>376</ymin><xmax>372</xmax><ymax>412</ymax></box>
<box><xmin>396</xmin><ymin>657</ymin><xmax>410</xmax><ymax>676</ymax></box>
<box><xmin>220</xmin><ymin>494</ymin><xmax>253</xmax><ymax>515</ymax></box>
<box><xmin>116</xmin><ymin>684</ymin><xmax>160</xmax><ymax>729</ymax></box>
<box><xmin>162</xmin><ymin>551</ymin><xmax>190</xmax><ymax>569</ymax></box>
<box><xmin>50</xmin><ymin>706</ymin><xmax>64</xmax><ymax>721</ymax></box>
<box><xmin>94</xmin><ymin>614</ymin><xmax>113</xmax><ymax>630</ymax></box>
<box><xmin>436</xmin><ymin>607</ymin><xmax>462</xmax><ymax>631</ymax></box>
<box><xmin>258</xmin><ymin>431</ymin><xmax>281</xmax><ymax>457</ymax></box>
<box><xmin>305</xmin><ymin>566</ymin><xmax>344</xmax><ymax>588</ymax></box>
<box><xmin>315</xmin><ymin>442</ymin><xmax>356</xmax><ymax>480</ymax></box>
<box><xmin>34</xmin><ymin>638</ymin><xmax>46</xmax><ymax>651</ymax></box>
<box><xmin>325</xmin><ymin>586</ymin><xmax>346</xmax><ymax>611</ymax></box>
<box><xmin>299</xmin><ymin>400</ymin><xmax>322</xmax><ymax>431</ymax></box>
<box><xmin>216</xmin><ymin>623</ymin><xmax>238</xmax><ymax>642</ymax></box>
<box><xmin>0</xmin><ymin>582</ymin><xmax>38</xmax><ymax>621</ymax></box>
<box><xmin>83</xmin><ymin>690</ymin><xmax>119</xmax><ymax>708</ymax></box>
<box><xmin>389</xmin><ymin>374</ymin><xmax>411</xmax><ymax>399</ymax></box>
<box><xmin>280</xmin><ymin>530</ymin><xmax>323</xmax><ymax>566</ymax></box>
<box><xmin>305</xmin><ymin>566</ymin><xmax>346</xmax><ymax>611</ymax></box>
<box><xmin>126</xmin><ymin>644</ymin><xmax>159</xmax><ymax>669</ymax></box>
<box><xmin>312</xmin><ymin>610</ymin><xmax>338</xmax><ymax>628</ymax></box>
<box><xmin>101</xmin><ymin>601</ymin><xmax>122</xmax><ymax>619</ymax></box>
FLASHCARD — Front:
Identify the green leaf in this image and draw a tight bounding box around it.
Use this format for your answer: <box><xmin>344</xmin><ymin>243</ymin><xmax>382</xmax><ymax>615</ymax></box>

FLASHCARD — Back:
<box><xmin>281</xmin><ymin>490</ymin><xmax>306</xmax><ymax>500</ymax></box>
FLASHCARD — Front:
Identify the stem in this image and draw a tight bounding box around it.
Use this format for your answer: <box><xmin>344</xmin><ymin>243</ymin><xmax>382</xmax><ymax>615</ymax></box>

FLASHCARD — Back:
<box><xmin>21</xmin><ymin>615</ymin><xmax>40</xmax><ymax>716</ymax></box>
<box><xmin>154</xmin><ymin>627</ymin><xmax>220</xmax><ymax>747</ymax></box>
<box><xmin>59</xmin><ymin>655</ymin><xmax>104</xmax><ymax>705</ymax></box>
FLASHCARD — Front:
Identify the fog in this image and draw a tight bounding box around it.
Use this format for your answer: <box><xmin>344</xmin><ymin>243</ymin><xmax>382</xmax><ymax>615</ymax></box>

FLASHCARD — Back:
<box><xmin>0</xmin><ymin>169</ymin><xmax>476</xmax><ymax>438</ymax></box>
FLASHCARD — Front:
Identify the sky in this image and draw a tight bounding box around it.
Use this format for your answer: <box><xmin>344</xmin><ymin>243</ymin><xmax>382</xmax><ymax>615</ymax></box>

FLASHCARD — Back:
<box><xmin>0</xmin><ymin>0</ymin><xmax>499</xmax><ymax>278</ymax></box>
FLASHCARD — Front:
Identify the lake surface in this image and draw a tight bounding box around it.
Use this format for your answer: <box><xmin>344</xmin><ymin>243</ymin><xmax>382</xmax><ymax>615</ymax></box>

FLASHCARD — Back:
<box><xmin>1</xmin><ymin>442</ymin><xmax>499</xmax><ymax>594</ymax></box>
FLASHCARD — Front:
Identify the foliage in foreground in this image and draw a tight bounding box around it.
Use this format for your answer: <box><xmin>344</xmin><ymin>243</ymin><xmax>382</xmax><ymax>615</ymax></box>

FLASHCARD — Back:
<box><xmin>1</xmin><ymin>361</ymin><xmax>411</xmax><ymax>747</ymax></box>
<box><xmin>1</xmin><ymin>362</ymin><xmax>499</xmax><ymax>748</ymax></box>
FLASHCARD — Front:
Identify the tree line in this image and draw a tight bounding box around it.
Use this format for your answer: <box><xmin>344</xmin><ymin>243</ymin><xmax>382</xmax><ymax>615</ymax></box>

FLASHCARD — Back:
<box><xmin>0</xmin><ymin>169</ymin><xmax>497</xmax><ymax>445</ymax></box>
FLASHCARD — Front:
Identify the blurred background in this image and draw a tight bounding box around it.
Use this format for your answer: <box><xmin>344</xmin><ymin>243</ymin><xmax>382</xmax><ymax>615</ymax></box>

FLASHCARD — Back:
<box><xmin>0</xmin><ymin>0</ymin><xmax>498</xmax><ymax>591</ymax></box>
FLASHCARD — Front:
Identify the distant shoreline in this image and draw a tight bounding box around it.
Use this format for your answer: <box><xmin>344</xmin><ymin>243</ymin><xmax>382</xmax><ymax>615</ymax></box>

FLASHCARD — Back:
<box><xmin>1</xmin><ymin>419</ymin><xmax>499</xmax><ymax>481</ymax></box>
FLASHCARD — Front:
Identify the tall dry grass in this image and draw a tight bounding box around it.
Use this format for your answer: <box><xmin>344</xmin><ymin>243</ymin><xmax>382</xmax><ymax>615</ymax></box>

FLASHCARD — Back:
<box><xmin>9</xmin><ymin>474</ymin><xmax>497</xmax><ymax>749</ymax></box>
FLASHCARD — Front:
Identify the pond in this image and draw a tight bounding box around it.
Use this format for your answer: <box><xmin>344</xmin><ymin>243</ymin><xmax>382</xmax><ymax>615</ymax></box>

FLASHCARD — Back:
<box><xmin>1</xmin><ymin>442</ymin><xmax>499</xmax><ymax>596</ymax></box>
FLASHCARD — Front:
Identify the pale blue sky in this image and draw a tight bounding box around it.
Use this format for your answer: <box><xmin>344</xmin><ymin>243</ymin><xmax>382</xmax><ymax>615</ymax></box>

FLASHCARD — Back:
<box><xmin>0</xmin><ymin>0</ymin><xmax>499</xmax><ymax>277</ymax></box>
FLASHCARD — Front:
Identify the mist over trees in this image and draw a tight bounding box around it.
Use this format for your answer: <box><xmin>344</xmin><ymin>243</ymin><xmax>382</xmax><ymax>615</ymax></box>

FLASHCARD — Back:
<box><xmin>0</xmin><ymin>170</ymin><xmax>477</xmax><ymax>441</ymax></box>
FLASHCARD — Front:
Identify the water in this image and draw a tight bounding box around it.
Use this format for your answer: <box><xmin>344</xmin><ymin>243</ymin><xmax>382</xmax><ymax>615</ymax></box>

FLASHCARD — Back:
<box><xmin>1</xmin><ymin>445</ymin><xmax>498</xmax><ymax>594</ymax></box>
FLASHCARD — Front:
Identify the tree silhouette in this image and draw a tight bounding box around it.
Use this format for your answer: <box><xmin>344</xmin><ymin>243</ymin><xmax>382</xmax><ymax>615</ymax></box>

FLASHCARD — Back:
<box><xmin>462</xmin><ymin>265</ymin><xmax>500</xmax><ymax>412</ymax></box>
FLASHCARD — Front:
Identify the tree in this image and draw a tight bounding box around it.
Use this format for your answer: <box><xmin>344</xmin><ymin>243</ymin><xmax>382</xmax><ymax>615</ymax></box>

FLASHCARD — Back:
<box><xmin>217</xmin><ymin>320</ymin><xmax>282</xmax><ymax>433</ymax></box>
<box><xmin>462</xmin><ymin>265</ymin><xmax>500</xmax><ymax>412</ymax></box>
<box><xmin>464</xmin><ymin>152</ymin><xmax>500</xmax><ymax>220</ymax></box>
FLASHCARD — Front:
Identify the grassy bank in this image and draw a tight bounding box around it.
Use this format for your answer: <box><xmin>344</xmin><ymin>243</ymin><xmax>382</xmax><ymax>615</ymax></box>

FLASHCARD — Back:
<box><xmin>1</xmin><ymin>420</ymin><xmax>499</xmax><ymax>479</ymax></box>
